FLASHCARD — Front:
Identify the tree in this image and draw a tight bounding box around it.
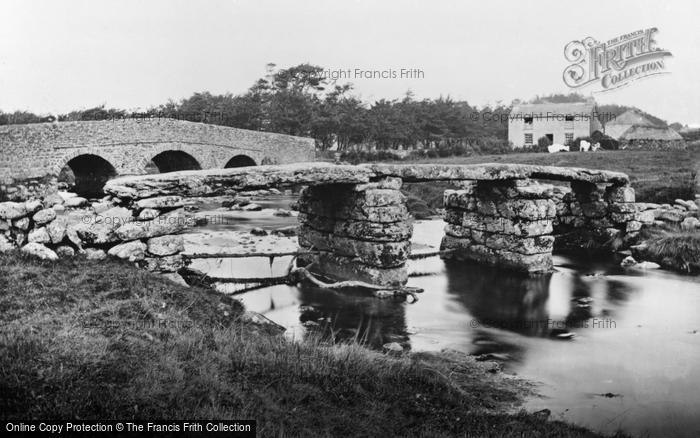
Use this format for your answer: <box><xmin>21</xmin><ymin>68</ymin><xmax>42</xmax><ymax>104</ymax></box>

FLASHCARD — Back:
<box><xmin>530</xmin><ymin>93</ymin><xmax>587</xmax><ymax>104</ymax></box>
<box><xmin>0</xmin><ymin>110</ymin><xmax>44</xmax><ymax>125</ymax></box>
<box><xmin>669</xmin><ymin>122</ymin><xmax>684</xmax><ymax>132</ymax></box>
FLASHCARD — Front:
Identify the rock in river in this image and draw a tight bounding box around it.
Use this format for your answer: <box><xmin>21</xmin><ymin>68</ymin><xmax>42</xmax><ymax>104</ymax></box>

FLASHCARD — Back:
<box><xmin>116</xmin><ymin>210</ymin><xmax>191</xmax><ymax>241</ymax></box>
<box><xmin>147</xmin><ymin>235</ymin><xmax>185</xmax><ymax>256</ymax></box>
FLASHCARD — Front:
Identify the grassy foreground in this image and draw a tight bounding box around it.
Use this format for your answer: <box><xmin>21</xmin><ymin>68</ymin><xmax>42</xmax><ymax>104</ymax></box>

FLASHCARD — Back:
<box><xmin>0</xmin><ymin>252</ymin><xmax>615</xmax><ymax>437</ymax></box>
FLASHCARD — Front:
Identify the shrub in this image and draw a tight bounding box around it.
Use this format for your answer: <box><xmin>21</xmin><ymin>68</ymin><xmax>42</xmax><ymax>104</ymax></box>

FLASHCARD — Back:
<box><xmin>478</xmin><ymin>138</ymin><xmax>511</xmax><ymax>155</ymax></box>
<box><xmin>537</xmin><ymin>136</ymin><xmax>552</xmax><ymax>149</ymax></box>
<box><xmin>408</xmin><ymin>149</ymin><xmax>427</xmax><ymax>160</ymax></box>
<box><xmin>590</xmin><ymin>131</ymin><xmax>619</xmax><ymax>150</ymax></box>
<box><xmin>339</xmin><ymin>149</ymin><xmax>403</xmax><ymax>164</ymax></box>
<box><xmin>452</xmin><ymin>145</ymin><xmax>467</xmax><ymax>156</ymax></box>
<box><xmin>437</xmin><ymin>146</ymin><xmax>451</xmax><ymax>158</ymax></box>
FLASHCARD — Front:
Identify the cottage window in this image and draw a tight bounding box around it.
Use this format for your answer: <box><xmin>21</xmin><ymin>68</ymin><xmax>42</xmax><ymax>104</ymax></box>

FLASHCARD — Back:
<box><xmin>524</xmin><ymin>133</ymin><xmax>533</xmax><ymax>145</ymax></box>
<box><xmin>565</xmin><ymin>133</ymin><xmax>574</xmax><ymax>144</ymax></box>
<box><xmin>565</xmin><ymin>115</ymin><xmax>575</xmax><ymax>130</ymax></box>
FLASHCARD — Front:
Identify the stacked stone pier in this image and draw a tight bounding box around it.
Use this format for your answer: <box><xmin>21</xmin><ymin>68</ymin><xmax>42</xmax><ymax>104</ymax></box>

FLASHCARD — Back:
<box><xmin>296</xmin><ymin>177</ymin><xmax>412</xmax><ymax>287</ymax></box>
<box><xmin>2</xmin><ymin>162</ymin><xmax>639</xmax><ymax>288</ymax></box>
<box><xmin>440</xmin><ymin>180</ymin><xmax>557</xmax><ymax>273</ymax></box>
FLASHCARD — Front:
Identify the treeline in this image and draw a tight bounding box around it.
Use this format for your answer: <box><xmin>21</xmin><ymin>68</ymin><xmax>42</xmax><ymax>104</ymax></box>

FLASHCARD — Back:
<box><xmin>0</xmin><ymin>63</ymin><xmax>676</xmax><ymax>152</ymax></box>
<box><xmin>0</xmin><ymin>64</ymin><xmax>509</xmax><ymax>152</ymax></box>
<box><xmin>145</xmin><ymin>63</ymin><xmax>512</xmax><ymax>152</ymax></box>
<box><xmin>0</xmin><ymin>111</ymin><xmax>55</xmax><ymax>125</ymax></box>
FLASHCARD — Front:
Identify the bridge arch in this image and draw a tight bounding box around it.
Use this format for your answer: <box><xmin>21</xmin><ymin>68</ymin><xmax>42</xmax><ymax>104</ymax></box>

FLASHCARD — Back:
<box><xmin>224</xmin><ymin>154</ymin><xmax>257</xmax><ymax>168</ymax></box>
<box><xmin>59</xmin><ymin>153</ymin><xmax>118</xmax><ymax>198</ymax></box>
<box><xmin>149</xmin><ymin>150</ymin><xmax>202</xmax><ymax>173</ymax></box>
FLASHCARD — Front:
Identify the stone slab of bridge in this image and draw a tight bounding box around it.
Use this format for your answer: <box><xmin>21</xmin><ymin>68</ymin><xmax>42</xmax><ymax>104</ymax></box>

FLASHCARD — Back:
<box><xmin>99</xmin><ymin>162</ymin><xmax>634</xmax><ymax>287</ymax></box>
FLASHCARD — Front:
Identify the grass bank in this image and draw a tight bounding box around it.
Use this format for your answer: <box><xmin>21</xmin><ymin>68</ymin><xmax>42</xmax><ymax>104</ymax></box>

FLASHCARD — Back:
<box><xmin>402</xmin><ymin>149</ymin><xmax>699</xmax><ymax>205</ymax></box>
<box><xmin>633</xmin><ymin>227</ymin><xmax>700</xmax><ymax>274</ymax></box>
<box><xmin>0</xmin><ymin>252</ymin><xmax>615</xmax><ymax>436</ymax></box>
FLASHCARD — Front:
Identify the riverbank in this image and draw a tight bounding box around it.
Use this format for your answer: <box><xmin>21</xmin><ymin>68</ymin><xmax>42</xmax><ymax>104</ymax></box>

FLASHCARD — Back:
<box><xmin>0</xmin><ymin>251</ymin><xmax>617</xmax><ymax>437</ymax></box>
<box><xmin>631</xmin><ymin>226</ymin><xmax>700</xmax><ymax>273</ymax></box>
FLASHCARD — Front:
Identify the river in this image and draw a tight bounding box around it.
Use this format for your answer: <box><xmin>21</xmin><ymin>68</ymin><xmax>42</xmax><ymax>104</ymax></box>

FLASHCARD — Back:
<box><xmin>183</xmin><ymin>195</ymin><xmax>700</xmax><ymax>438</ymax></box>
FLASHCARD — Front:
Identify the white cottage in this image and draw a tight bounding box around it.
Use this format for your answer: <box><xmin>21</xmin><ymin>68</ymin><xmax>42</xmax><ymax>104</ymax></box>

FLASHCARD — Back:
<box><xmin>508</xmin><ymin>100</ymin><xmax>602</xmax><ymax>148</ymax></box>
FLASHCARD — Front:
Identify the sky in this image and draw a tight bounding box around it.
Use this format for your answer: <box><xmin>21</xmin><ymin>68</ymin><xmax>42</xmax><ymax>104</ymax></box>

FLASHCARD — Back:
<box><xmin>1</xmin><ymin>0</ymin><xmax>699</xmax><ymax>125</ymax></box>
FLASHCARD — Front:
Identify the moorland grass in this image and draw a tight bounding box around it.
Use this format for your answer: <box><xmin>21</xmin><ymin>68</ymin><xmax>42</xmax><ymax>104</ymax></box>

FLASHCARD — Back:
<box><xmin>635</xmin><ymin>226</ymin><xmax>700</xmax><ymax>273</ymax></box>
<box><xmin>0</xmin><ymin>251</ymin><xmax>619</xmax><ymax>437</ymax></box>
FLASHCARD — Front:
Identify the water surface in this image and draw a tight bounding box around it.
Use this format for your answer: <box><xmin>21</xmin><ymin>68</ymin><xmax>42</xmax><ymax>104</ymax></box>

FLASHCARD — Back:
<box><xmin>189</xmin><ymin>201</ymin><xmax>700</xmax><ymax>438</ymax></box>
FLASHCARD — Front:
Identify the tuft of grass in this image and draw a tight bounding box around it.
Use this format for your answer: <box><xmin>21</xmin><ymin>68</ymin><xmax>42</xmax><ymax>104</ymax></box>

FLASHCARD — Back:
<box><xmin>0</xmin><ymin>252</ymin><xmax>617</xmax><ymax>436</ymax></box>
<box><xmin>635</xmin><ymin>228</ymin><xmax>700</xmax><ymax>273</ymax></box>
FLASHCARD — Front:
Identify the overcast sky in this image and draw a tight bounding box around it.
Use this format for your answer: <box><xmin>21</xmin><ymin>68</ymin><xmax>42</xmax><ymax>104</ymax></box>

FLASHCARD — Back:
<box><xmin>1</xmin><ymin>0</ymin><xmax>699</xmax><ymax>125</ymax></box>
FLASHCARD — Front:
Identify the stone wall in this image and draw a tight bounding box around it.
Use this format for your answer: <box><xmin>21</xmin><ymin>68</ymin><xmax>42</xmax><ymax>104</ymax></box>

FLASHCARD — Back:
<box><xmin>439</xmin><ymin>180</ymin><xmax>557</xmax><ymax>273</ymax></box>
<box><xmin>0</xmin><ymin>175</ymin><xmax>59</xmax><ymax>202</ymax></box>
<box><xmin>0</xmin><ymin>118</ymin><xmax>316</xmax><ymax>182</ymax></box>
<box><xmin>296</xmin><ymin>177</ymin><xmax>412</xmax><ymax>287</ymax></box>
<box><xmin>0</xmin><ymin>195</ymin><xmax>191</xmax><ymax>279</ymax></box>
<box><xmin>619</xmin><ymin>139</ymin><xmax>687</xmax><ymax>151</ymax></box>
<box><xmin>1</xmin><ymin>171</ymin><xmax>416</xmax><ymax>289</ymax></box>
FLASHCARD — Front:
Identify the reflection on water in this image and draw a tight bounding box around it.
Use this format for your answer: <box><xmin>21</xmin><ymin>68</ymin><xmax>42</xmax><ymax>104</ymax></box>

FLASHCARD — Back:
<box><xmin>443</xmin><ymin>260</ymin><xmax>553</xmax><ymax>338</ymax></box>
<box><xmin>298</xmin><ymin>286</ymin><xmax>410</xmax><ymax>349</ymax></box>
<box><xmin>192</xmin><ymin>202</ymin><xmax>700</xmax><ymax>438</ymax></box>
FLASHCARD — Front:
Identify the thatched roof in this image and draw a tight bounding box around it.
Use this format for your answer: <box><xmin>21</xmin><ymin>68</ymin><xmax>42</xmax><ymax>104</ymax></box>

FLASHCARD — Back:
<box><xmin>606</xmin><ymin>109</ymin><xmax>683</xmax><ymax>141</ymax></box>
<box><xmin>618</xmin><ymin>125</ymin><xmax>684</xmax><ymax>141</ymax></box>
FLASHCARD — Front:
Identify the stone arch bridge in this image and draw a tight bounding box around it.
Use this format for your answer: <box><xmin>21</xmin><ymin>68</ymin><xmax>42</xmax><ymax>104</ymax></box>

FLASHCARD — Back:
<box><xmin>0</xmin><ymin>118</ymin><xmax>315</xmax><ymax>198</ymax></box>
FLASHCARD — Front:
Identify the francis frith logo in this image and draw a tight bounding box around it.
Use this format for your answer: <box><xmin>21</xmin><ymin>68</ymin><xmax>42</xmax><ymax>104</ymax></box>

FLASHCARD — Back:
<box><xmin>563</xmin><ymin>28</ymin><xmax>672</xmax><ymax>91</ymax></box>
